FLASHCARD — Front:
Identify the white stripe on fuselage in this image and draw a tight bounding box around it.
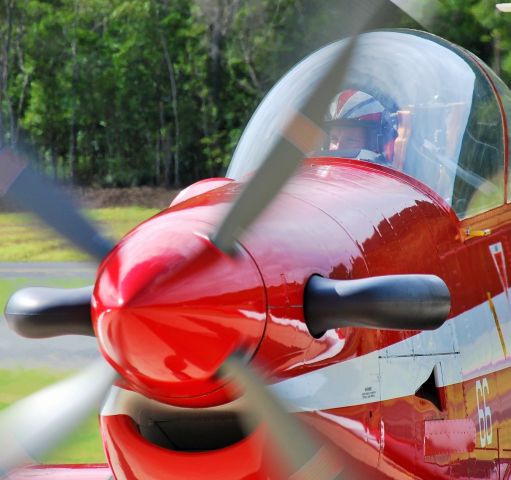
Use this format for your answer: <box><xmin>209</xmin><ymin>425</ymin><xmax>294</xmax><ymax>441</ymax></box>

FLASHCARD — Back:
<box><xmin>269</xmin><ymin>290</ymin><xmax>511</xmax><ymax>412</ymax></box>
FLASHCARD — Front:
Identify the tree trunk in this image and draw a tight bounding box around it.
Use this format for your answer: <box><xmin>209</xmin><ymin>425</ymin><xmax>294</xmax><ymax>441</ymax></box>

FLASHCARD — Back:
<box><xmin>14</xmin><ymin>44</ymin><xmax>29</xmax><ymax>146</ymax></box>
<box><xmin>51</xmin><ymin>147</ymin><xmax>58</xmax><ymax>180</ymax></box>
<box><xmin>160</xmin><ymin>99</ymin><xmax>172</xmax><ymax>187</ymax></box>
<box><xmin>69</xmin><ymin>122</ymin><xmax>77</xmax><ymax>182</ymax></box>
<box><xmin>209</xmin><ymin>0</ymin><xmax>223</xmax><ymax>109</ymax></box>
<box><xmin>67</xmin><ymin>0</ymin><xmax>80</xmax><ymax>183</ymax></box>
<box><xmin>155</xmin><ymin>132</ymin><xmax>161</xmax><ymax>185</ymax></box>
<box><xmin>0</xmin><ymin>0</ymin><xmax>15</xmax><ymax>148</ymax></box>
<box><xmin>69</xmin><ymin>74</ymin><xmax>78</xmax><ymax>182</ymax></box>
<box><xmin>160</xmin><ymin>36</ymin><xmax>181</xmax><ymax>187</ymax></box>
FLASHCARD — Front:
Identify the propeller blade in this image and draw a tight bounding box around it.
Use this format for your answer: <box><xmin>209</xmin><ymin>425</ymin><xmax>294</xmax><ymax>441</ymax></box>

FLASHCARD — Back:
<box><xmin>0</xmin><ymin>359</ymin><xmax>116</xmax><ymax>477</ymax></box>
<box><xmin>389</xmin><ymin>0</ymin><xmax>440</xmax><ymax>30</ymax></box>
<box><xmin>220</xmin><ymin>355</ymin><xmax>343</xmax><ymax>480</ymax></box>
<box><xmin>0</xmin><ymin>148</ymin><xmax>114</xmax><ymax>262</ymax></box>
<box><xmin>5</xmin><ymin>285</ymin><xmax>95</xmax><ymax>338</ymax></box>
<box><xmin>305</xmin><ymin>274</ymin><xmax>451</xmax><ymax>337</ymax></box>
<box><xmin>211</xmin><ymin>2</ymin><xmax>386</xmax><ymax>254</ymax></box>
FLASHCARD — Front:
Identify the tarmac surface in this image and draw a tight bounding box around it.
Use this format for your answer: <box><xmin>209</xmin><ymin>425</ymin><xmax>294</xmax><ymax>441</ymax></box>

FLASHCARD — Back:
<box><xmin>0</xmin><ymin>262</ymin><xmax>100</xmax><ymax>369</ymax></box>
<box><xmin>0</xmin><ymin>262</ymin><xmax>97</xmax><ymax>279</ymax></box>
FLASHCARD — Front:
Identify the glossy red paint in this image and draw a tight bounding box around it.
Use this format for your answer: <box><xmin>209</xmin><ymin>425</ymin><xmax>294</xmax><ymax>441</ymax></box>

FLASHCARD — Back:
<box><xmin>241</xmin><ymin>158</ymin><xmax>457</xmax><ymax>378</ymax></box>
<box><xmin>101</xmin><ymin>415</ymin><xmax>275</xmax><ymax>480</ymax></box>
<box><xmin>94</xmin><ymin>383</ymin><xmax>490</xmax><ymax>480</ymax></box>
<box><xmin>89</xmin><ymin>149</ymin><xmax>511</xmax><ymax>479</ymax></box>
<box><xmin>92</xmin><ymin>215</ymin><xmax>267</xmax><ymax>405</ymax></box>
<box><xmin>104</xmin><ymin>145</ymin><xmax>511</xmax><ymax>478</ymax></box>
<box><xmin>94</xmin><ymin>157</ymin><xmax>450</xmax><ymax>403</ymax></box>
<box><xmin>89</xmin><ymin>157</ymin><xmax>460</xmax><ymax>479</ymax></box>
<box><xmin>170</xmin><ymin>177</ymin><xmax>234</xmax><ymax>207</ymax></box>
<box><xmin>11</xmin><ymin>29</ymin><xmax>511</xmax><ymax>480</ymax></box>
<box><xmin>424</xmin><ymin>419</ymin><xmax>476</xmax><ymax>457</ymax></box>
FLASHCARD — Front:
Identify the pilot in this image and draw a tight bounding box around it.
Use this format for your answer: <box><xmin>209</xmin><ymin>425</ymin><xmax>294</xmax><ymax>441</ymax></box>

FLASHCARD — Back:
<box><xmin>324</xmin><ymin>89</ymin><xmax>397</xmax><ymax>165</ymax></box>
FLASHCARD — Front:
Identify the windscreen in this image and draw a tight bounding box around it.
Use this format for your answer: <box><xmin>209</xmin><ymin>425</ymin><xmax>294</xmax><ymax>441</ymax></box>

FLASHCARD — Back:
<box><xmin>227</xmin><ymin>30</ymin><xmax>505</xmax><ymax>219</ymax></box>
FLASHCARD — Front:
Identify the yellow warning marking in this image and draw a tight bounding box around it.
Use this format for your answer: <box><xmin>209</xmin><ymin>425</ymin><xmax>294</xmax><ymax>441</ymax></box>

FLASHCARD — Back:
<box><xmin>487</xmin><ymin>292</ymin><xmax>508</xmax><ymax>357</ymax></box>
<box><xmin>464</xmin><ymin>228</ymin><xmax>492</xmax><ymax>239</ymax></box>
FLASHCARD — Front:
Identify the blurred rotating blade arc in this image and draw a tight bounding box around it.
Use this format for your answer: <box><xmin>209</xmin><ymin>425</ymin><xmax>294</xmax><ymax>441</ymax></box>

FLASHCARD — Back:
<box><xmin>211</xmin><ymin>1</ymin><xmax>386</xmax><ymax>254</ymax></box>
<box><xmin>0</xmin><ymin>359</ymin><xmax>116</xmax><ymax>477</ymax></box>
<box><xmin>389</xmin><ymin>0</ymin><xmax>440</xmax><ymax>30</ymax></box>
<box><xmin>0</xmin><ymin>147</ymin><xmax>114</xmax><ymax>262</ymax></box>
<box><xmin>221</xmin><ymin>355</ymin><xmax>343</xmax><ymax>480</ymax></box>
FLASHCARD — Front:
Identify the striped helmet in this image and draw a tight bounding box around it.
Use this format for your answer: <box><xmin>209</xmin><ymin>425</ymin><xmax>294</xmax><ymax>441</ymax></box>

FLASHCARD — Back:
<box><xmin>327</xmin><ymin>89</ymin><xmax>385</xmax><ymax>123</ymax></box>
<box><xmin>325</xmin><ymin>89</ymin><xmax>397</xmax><ymax>161</ymax></box>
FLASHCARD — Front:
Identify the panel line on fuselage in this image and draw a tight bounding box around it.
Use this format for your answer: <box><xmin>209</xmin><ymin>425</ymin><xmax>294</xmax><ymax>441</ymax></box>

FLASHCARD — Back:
<box><xmin>270</xmin><ymin>289</ymin><xmax>510</xmax><ymax>412</ymax></box>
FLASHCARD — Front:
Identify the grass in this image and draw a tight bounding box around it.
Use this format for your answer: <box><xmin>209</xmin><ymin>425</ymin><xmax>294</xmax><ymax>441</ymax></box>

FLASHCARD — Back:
<box><xmin>0</xmin><ymin>277</ymin><xmax>92</xmax><ymax>311</ymax></box>
<box><xmin>0</xmin><ymin>206</ymin><xmax>161</xmax><ymax>261</ymax></box>
<box><xmin>0</xmin><ymin>276</ymin><xmax>106</xmax><ymax>464</ymax></box>
<box><xmin>0</xmin><ymin>368</ymin><xmax>106</xmax><ymax>464</ymax></box>
<box><xmin>0</xmin><ymin>206</ymin><xmax>163</xmax><ymax>463</ymax></box>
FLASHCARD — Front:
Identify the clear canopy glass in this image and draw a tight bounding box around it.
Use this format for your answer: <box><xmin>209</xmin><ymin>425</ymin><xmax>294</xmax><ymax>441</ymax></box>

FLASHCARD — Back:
<box><xmin>227</xmin><ymin>30</ymin><xmax>506</xmax><ymax>219</ymax></box>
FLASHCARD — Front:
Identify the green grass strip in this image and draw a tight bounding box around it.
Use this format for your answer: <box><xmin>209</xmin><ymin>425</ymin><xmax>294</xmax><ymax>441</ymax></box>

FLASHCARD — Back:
<box><xmin>0</xmin><ymin>206</ymin><xmax>163</xmax><ymax>462</ymax></box>
<box><xmin>0</xmin><ymin>277</ymin><xmax>92</xmax><ymax>308</ymax></box>
<box><xmin>0</xmin><ymin>206</ymin><xmax>161</xmax><ymax>262</ymax></box>
<box><xmin>0</xmin><ymin>276</ymin><xmax>107</xmax><ymax>464</ymax></box>
<box><xmin>0</xmin><ymin>368</ymin><xmax>106</xmax><ymax>464</ymax></box>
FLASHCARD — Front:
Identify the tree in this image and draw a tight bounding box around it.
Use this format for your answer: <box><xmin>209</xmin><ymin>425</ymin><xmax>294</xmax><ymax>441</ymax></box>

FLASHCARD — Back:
<box><xmin>2</xmin><ymin>0</ymin><xmax>508</xmax><ymax>187</ymax></box>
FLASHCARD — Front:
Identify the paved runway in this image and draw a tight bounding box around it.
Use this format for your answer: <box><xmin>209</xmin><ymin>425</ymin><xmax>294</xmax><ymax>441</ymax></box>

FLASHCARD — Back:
<box><xmin>0</xmin><ymin>262</ymin><xmax>97</xmax><ymax>278</ymax></box>
<box><xmin>0</xmin><ymin>263</ymin><xmax>100</xmax><ymax>369</ymax></box>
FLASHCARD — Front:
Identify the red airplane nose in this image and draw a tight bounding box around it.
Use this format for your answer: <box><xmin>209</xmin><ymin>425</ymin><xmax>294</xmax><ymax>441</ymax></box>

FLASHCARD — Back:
<box><xmin>92</xmin><ymin>212</ymin><xmax>267</xmax><ymax>406</ymax></box>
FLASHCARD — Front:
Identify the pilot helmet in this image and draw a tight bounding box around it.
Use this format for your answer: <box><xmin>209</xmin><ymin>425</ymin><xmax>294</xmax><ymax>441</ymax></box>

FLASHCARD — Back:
<box><xmin>325</xmin><ymin>89</ymin><xmax>397</xmax><ymax>163</ymax></box>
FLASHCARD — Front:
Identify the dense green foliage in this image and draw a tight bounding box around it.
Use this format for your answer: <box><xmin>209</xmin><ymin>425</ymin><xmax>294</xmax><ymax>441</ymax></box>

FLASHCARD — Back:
<box><xmin>0</xmin><ymin>0</ymin><xmax>509</xmax><ymax>187</ymax></box>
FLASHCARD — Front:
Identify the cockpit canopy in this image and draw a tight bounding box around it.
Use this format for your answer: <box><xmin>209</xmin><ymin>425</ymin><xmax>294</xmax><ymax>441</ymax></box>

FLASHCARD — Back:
<box><xmin>227</xmin><ymin>29</ymin><xmax>510</xmax><ymax>220</ymax></box>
